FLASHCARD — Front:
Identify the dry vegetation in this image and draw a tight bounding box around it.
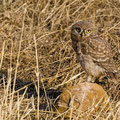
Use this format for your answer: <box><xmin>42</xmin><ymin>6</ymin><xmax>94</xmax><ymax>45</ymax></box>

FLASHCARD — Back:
<box><xmin>0</xmin><ymin>0</ymin><xmax>120</xmax><ymax>119</ymax></box>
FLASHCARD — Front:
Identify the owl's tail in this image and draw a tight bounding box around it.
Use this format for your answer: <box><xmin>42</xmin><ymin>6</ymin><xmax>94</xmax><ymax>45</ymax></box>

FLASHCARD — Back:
<box><xmin>106</xmin><ymin>71</ymin><xmax>120</xmax><ymax>85</ymax></box>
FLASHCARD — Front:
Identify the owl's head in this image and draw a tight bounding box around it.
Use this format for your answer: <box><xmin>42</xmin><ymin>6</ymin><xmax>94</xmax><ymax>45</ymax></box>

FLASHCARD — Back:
<box><xmin>71</xmin><ymin>20</ymin><xmax>95</xmax><ymax>41</ymax></box>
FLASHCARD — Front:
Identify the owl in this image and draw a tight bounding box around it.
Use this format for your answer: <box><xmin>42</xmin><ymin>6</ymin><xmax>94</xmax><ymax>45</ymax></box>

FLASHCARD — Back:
<box><xmin>71</xmin><ymin>20</ymin><xmax>118</xmax><ymax>83</ymax></box>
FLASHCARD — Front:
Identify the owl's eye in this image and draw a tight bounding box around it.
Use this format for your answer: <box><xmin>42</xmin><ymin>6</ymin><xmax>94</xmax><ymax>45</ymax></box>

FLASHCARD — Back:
<box><xmin>86</xmin><ymin>29</ymin><xmax>91</xmax><ymax>33</ymax></box>
<box><xmin>75</xmin><ymin>27</ymin><xmax>81</xmax><ymax>33</ymax></box>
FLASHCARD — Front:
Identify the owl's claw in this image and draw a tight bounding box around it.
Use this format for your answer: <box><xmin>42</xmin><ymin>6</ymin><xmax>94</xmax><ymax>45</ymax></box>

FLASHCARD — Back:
<box><xmin>87</xmin><ymin>75</ymin><xmax>95</xmax><ymax>83</ymax></box>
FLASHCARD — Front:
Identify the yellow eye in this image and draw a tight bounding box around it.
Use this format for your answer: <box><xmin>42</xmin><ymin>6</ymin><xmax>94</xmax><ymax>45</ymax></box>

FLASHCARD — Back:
<box><xmin>75</xmin><ymin>27</ymin><xmax>81</xmax><ymax>33</ymax></box>
<box><xmin>86</xmin><ymin>29</ymin><xmax>91</xmax><ymax>33</ymax></box>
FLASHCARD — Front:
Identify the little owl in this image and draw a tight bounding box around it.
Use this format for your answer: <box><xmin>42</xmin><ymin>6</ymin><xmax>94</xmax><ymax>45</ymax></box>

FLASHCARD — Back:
<box><xmin>71</xmin><ymin>20</ymin><xmax>118</xmax><ymax>83</ymax></box>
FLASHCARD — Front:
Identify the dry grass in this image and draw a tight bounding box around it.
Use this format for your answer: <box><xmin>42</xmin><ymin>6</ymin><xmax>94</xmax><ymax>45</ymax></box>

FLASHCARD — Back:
<box><xmin>0</xmin><ymin>0</ymin><xmax>120</xmax><ymax>119</ymax></box>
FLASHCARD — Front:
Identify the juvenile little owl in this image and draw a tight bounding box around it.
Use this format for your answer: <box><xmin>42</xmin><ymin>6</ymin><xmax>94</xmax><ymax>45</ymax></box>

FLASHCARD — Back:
<box><xmin>71</xmin><ymin>20</ymin><xmax>118</xmax><ymax>83</ymax></box>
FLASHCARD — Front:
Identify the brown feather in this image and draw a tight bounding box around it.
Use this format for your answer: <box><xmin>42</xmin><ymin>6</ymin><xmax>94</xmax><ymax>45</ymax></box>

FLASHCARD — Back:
<box><xmin>71</xmin><ymin>20</ymin><xmax>118</xmax><ymax>83</ymax></box>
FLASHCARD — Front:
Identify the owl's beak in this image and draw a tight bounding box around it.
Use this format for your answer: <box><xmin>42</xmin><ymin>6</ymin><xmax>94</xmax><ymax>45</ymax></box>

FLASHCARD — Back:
<box><xmin>81</xmin><ymin>31</ymin><xmax>85</xmax><ymax>37</ymax></box>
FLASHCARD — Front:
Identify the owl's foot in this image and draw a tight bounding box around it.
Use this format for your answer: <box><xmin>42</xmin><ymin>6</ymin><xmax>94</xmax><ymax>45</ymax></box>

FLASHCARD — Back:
<box><xmin>87</xmin><ymin>75</ymin><xmax>95</xmax><ymax>83</ymax></box>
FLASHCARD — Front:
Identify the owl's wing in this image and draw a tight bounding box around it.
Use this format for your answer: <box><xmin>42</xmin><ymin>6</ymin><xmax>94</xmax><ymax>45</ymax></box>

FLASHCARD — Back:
<box><xmin>81</xmin><ymin>36</ymin><xmax>117</xmax><ymax>73</ymax></box>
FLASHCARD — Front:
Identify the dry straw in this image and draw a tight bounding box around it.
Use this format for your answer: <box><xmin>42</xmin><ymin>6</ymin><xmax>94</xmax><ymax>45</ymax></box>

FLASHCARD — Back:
<box><xmin>0</xmin><ymin>0</ymin><xmax>120</xmax><ymax>119</ymax></box>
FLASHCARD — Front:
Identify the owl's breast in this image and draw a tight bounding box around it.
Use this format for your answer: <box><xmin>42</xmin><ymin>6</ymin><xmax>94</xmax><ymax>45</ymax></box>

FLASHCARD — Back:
<box><xmin>76</xmin><ymin>40</ymin><xmax>89</xmax><ymax>55</ymax></box>
<box><xmin>83</xmin><ymin>55</ymin><xmax>105</xmax><ymax>77</ymax></box>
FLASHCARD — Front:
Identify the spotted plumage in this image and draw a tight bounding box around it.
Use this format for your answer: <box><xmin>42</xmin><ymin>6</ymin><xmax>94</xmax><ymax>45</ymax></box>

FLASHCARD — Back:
<box><xmin>71</xmin><ymin>20</ymin><xmax>118</xmax><ymax>83</ymax></box>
